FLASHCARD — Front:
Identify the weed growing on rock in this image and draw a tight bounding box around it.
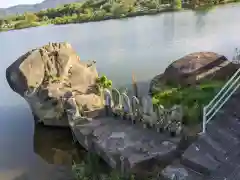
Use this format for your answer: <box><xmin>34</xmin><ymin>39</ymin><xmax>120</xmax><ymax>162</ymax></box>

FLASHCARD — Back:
<box><xmin>152</xmin><ymin>80</ymin><xmax>225</xmax><ymax>125</ymax></box>
<box><xmin>96</xmin><ymin>75</ymin><xmax>113</xmax><ymax>89</ymax></box>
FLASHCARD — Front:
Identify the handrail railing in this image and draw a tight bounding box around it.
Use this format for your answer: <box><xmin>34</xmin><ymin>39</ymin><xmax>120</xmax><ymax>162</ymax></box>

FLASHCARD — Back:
<box><xmin>202</xmin><ymin>67</ymin><xmax>240</xmax><ymax>133</ymax></box>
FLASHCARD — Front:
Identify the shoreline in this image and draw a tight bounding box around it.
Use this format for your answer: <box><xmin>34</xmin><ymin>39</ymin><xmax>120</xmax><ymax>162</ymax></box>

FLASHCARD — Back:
<box><xmin>1</xmin><ymin>2</ymin><xmax>239</xmax><ymax>33</ymax></box>
<box><xmin>0</xmin><ymin>7</ymin><xmax>174</xmax><ymax>33</ymax></box>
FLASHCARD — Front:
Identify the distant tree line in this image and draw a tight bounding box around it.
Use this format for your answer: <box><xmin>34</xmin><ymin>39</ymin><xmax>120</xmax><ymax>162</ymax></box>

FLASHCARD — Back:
<box><xmin>0</xmin><ymin>0</ymin><xmax>239</xmax><ymax>30</ymax></box>
<box><xmin>0</xmin><ymin>0</ymin><xmax>182</xmax><ymax>27</ymax></box>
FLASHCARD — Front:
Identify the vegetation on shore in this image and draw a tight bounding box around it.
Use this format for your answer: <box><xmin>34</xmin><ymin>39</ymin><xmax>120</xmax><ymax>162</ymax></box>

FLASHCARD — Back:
<box><xmin>72</xmin><ymin>153</ymin><xmax>137</xmax><ymax>180</ymax></box>
<box><xmin>96</xmin><ymin>75</ymin><xmax>113</xmax><ymax>89</ymax></box>
<box><xmin>1</xmin><ymin>0</ymin><xmax>239</xmax><ymax>32</ymax></box>
<box><xmin>152</xmin><ymin>80</ymin><xmax>225</xmax><ymax>125</ymax></box>
<box><xmin>0</xmin><ymin>12</ymin><xmax>46</xmax><ymax>31</ymax></box>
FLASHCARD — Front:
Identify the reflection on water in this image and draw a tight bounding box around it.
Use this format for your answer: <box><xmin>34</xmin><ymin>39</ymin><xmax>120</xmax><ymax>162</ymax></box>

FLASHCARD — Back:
<box><xmin>33</xmin><ymin>125</ymin><xmax>82</xmax><ymax>166</ymax></box>
<box><xmin>163</xmin><ymin>13</ymin><xmax>175</xmax><ymax>43</ymax></box>
<box><xmin>33</xmin><ymin>124</ymin><xmax>112</xmax><ymax>178</ymax></box>
<box><xmin>195</xmin><ymin>11</ymin><xmax>207</xmax><ymax>33</ymax></box>
<box><xmin>0</xmin><ymin>106</ymin><xmax>77</xmax><ymax>180</ymax></box>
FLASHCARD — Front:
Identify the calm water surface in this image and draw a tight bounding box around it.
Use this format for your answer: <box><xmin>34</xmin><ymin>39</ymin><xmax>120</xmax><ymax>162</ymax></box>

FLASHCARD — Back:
<box><xmin>1</xmin><ymin>3</ymin><xmax>240</xmax><ymax>179</ymax></box>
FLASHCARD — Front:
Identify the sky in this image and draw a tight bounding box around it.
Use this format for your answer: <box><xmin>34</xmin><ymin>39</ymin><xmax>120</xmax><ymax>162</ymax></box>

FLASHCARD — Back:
<box><xmin>0</xmin><ymin>0</ymin><xmax>43</xmax><ymax>8</ymax></box>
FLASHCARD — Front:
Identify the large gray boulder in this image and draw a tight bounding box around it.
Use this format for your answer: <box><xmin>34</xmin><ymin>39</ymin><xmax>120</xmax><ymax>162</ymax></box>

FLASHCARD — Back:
<box><xmin>6</xmin><ymin>42</ymin><xmax>103</xmax><ymax>126</ymax></box>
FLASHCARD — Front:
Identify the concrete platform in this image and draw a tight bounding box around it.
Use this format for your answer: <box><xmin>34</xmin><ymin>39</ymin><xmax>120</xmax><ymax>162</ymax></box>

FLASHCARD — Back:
<box><xmin>70</xmin><ymin>116</ymin><xmax>182</xmax><ymax>173</ymax></box>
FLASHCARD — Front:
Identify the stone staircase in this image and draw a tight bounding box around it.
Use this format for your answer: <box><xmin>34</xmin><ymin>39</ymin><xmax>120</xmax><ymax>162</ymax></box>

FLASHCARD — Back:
<box><xmin>162</xmin><ymin>89</ymin><xmax>240</xmax><ymax>180</ymax></box>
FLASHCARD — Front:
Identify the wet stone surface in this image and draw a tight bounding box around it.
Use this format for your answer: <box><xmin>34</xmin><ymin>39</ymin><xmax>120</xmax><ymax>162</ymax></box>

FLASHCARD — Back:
<box><xmin>71</xmin><ymin>116</ymin><xmax>182</xmax><ymax>173</ymax></box>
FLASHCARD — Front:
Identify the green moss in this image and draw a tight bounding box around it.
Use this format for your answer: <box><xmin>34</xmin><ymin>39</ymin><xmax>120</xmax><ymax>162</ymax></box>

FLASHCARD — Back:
<box><xmin>152</xmin><ymin>80</ymin><xmax>225</xmax><ymax>125</ymax></box>
<box><xmin>50</xmin><ymin>76</ymin><xmax>61</xmax><ymax>83</ymax></box>
<box><xmin>29</xmin><ymin>85</ymin><xmax>36</xmax><ymax>89</ymax></box>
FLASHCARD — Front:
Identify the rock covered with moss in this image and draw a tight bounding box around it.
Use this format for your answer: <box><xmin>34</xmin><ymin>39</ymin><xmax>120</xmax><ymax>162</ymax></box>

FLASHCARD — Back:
<box><xmin>149</xmin><ymin>52</ymin><xmax>238</xmax><ymax>95</ymax></box>
<box><xmin>6</xmin><ymin>42</ymin><xmax>103</xmax><ymax>126</ymax></box>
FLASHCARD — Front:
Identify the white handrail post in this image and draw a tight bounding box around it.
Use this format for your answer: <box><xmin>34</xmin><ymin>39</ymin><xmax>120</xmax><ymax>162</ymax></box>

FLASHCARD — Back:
<box><xmin>202</xmin><ymin>106</ymin><xmax>207</xmax><ymax>133</ymax></box>
<box><xmin>207</xmin><ymin>68</ymin><xmax>240</xmax><ymax>109</ymax></box>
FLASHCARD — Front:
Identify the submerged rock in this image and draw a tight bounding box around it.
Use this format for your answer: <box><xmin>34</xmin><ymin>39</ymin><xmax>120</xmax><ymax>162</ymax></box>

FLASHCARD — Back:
<box><xmin>6</xmin><ymin>42</ymin><xmax>103</xmax><ymax>126</ymax></box>
<box><xmin>149</xmin><ymin>52</ymin><xmax>239</xmax><ymax>94</ymax></box>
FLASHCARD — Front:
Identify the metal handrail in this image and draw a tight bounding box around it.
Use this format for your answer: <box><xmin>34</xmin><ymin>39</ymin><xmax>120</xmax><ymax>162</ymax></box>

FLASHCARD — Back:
<box><xmin>202</xmin><ymin>67</ymin><xmax>240</xmax><ymax>133</ymax></box>
<box><xmin>205</xmin><ymin>68</ymin><xmax>240</xmax><ymax>111</ymax></box>
<box><xmin>206</xmin><ymin>72</ymin><xmax>240</xmax><ymax>117</ymax></box>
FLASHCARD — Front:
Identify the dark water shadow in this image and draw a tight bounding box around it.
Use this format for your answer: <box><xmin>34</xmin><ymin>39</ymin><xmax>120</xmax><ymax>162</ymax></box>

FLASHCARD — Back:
<box><xmin>9</xmin><ymin>165</ymin><xmax>75</xmax><ymax>180</ymax></box>
<box><xmin>194</xmin><ymin>10</ymin><xmax>208</xmax><ymax>34</ymax></box>
<box><xmin>33</xmin><ymin>124</ymin><xmax>82</xmax><ymax>165</ymax></box>
<box><xmin>0</xmin><ymin>105</ymin><xmax>78</xmax><ymax>180</ymax></box>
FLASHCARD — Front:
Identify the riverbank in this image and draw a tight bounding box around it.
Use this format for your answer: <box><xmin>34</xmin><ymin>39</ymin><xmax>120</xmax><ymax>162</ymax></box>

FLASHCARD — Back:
<box><xmin>1</xmin><ymin>0</ymin><xmax>240</xmax><ymax>33</ymax></box>
<box><xmin>0</xmin><ymin>6</ymin><xmax>174</xmax><ymax>33</ymax></box>
<box><xmin>0</xmin><ymin>21</ymin><xmax>48</xmax><ymax>32</ymax></box>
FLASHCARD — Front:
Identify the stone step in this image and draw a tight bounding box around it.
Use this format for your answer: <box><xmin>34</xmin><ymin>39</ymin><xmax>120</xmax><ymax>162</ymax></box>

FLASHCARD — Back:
<box><xmin>228</xmin><ymin>88</ymin><xmax>240</xmax><ymax>98</ymax></box>
<box><xmin>220</xmin><ymin>95</ymin><xmax>240</xmax><ymax>111</ymax></box>
<box><xmin>181</xmin><ymin>135</ymin><xmax>223</xmax><ymax>175</ymax></box>
<box><xmin>161</xmin><ymin>164</ymin><xmax>205</xmax><ymax>180</ymax></box>
<box><xmin>200</xmin><ymin>134</ymin><xmax>228</xmax><ymax>157</ymax></box>
<box><xmin>206</xmin><ymin>121</ymin><xmax>240</xmax><ymax>152</ymax></box>
<box><xmin>212</xmin><ymin>113</ymin><xmax>240</xmax><ymax>137</ymax></box>
<box><xmin>163</xmin><ymin>141</ymin><xmax>240</xmax><ymax>180</ymax></box>
<box><xmin>217</xmin><ymin>106</ymin><xmax>240</xmax><ymax>119</ymax></box>
<box><xmin>206</xmin><ymin>159</ymin><xmax>240</xmax><ymax>180</ymax></box>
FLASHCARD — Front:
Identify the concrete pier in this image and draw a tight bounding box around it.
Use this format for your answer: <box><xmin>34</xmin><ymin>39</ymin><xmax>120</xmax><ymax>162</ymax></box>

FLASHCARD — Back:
<box><xmin>70</xmin><ymin>114</ymin><xmax>182</xmax><ymax>173</ymax></box>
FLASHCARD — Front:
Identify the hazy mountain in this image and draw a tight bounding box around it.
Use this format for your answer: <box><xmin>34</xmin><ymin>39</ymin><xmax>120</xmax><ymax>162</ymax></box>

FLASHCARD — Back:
<box><xmin>0</xmin><ymin>0</ymin><xmax>81</xmax><ymax>17</ymax></box>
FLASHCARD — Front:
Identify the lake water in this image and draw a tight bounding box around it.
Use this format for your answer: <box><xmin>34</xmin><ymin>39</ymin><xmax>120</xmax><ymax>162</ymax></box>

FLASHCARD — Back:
<box><xmin>1</xmin><ymin>3</ymin><xmax>240</xmax><ymax>179</ymax></box>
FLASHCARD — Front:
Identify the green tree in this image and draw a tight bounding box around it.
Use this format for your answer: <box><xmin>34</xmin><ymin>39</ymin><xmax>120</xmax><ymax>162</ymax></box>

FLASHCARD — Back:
<box><xmin>93</xmin><ymin>9</ymin><xmax>107</xmax><ymax>20</ymax></box>
<box><xmin>25</xmin><ymin>13</ymin><xmax>38</xmax><ymax>23</ymax></box>
<box><xmin>155</xmin><ymin>0</ymin><xmax>162</xmax><ymax>9</ymax></box>
<box><xmin>207</xmin><ymin>0</ymin><xmax>214</xmax><ymax>5</ymax></box>
<box><xmin>15</xmin><ymin>15</ymin><xmax>25</xmax><ymax>21</ymax></box>
<box><xmin>110</xmin><ymin>3</ymin><xmax>127</xmax><ymax>16</ymax></box>
<box><xmin>4</xmin><ymin>19</ymin><xmax>11</xmax><ymax>24</ymax></box>
<box><xmin>77</xmin><ymin>13</ymin><xmax>89</xmax><ymax>21</ymax></box>
<box><xmin>173</xmin><ymin>0</ymin><xmax>182</xmax><ymax>9</ymax></box>
<box><xmin>143</xmin><ymin>1</ymin><xmax>157</xmax><ymax>9</ymax></box>
<box><xmin>0</xmin><ymin>19</ymin><xmax>4</xmax><ymax>27</ymax></box>
<box><xmin>101</xmin><ymin>3</ymin><xmax>112</xmax><ymax>12</ymax></box>
<box><xmin>42</xmin><ymin>16</ymin><xmax>49</xmax><ymax>21</ymax></box>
